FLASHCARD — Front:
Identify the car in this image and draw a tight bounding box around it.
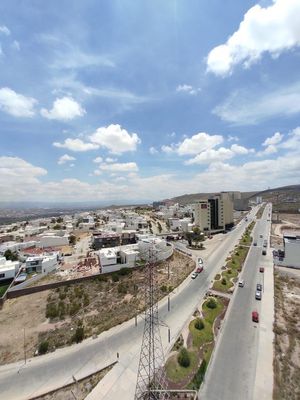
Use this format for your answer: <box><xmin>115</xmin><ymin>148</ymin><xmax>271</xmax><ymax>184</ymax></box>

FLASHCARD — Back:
<box><xmin>256</xmin><ymin>283</ymin><xmax>262</xmax><ymax>291</ymax></box>
<box><xmin>259</xmin><ymin>266</ymin><xmax>265</xmax><ymax>273</ymax></box>
<box><xmin>253</xmin><ymin>242</ymin><xmax>257</xmax><ymax>246</ymax></box>
<box><xmin>197</xmin><ymin>257</ymin><xmax>203</xmax><ymax>265</ymax></box>
<box><xmin>255</xmin><ymin>290</ymin><xmax>262</xmax><ymax>300</ymax></box>
<box><xmin>252</xmin><ymin>311</ymin><xmax>259</xmax><ymax>323</ymax></box>
<box><xmin>196</xmin><ymin>266</ymin><xmax>204</xmax><ymax>273</ymax></box>
<box><xmin>260</xmin><ymin>234</ymin><xmax>263</xmax><ymax>238</ymax></box>
<box><xmin>238</xmin><ymin>279</ymin><xmax>245</xmax><ymax>287</ymax></box>
<box><xmin>191</xmin><ymin>272</ymin><xmax>197</xmax><ymax>279</ymax></box>
<box><xmin>262</xmin><ymin>249</ymin><xmax>266</xmax><ymax>255</ymax></box>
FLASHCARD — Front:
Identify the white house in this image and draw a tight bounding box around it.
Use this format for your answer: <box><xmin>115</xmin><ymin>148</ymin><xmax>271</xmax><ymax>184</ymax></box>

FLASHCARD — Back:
<box><xmin>0</xmin><ymin>257</ymin><xmax>20</xmax><ymax>281</ymax></box>
<box><xmin>25</xmin><ymin>254</ymin><xmax>58</xmax><ymax>274</ymax></box>
<box><xmin>274</xmin><ymin>232</ymin><xmax>300</xmax><ymax>269</ymax></box>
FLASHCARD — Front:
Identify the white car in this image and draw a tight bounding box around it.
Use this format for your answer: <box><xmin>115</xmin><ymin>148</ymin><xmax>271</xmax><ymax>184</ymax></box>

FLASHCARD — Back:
<box><xmin>238</xmin><ymin>279</ymin><xmax>245</xmax><ymax>287</ymax></box>
<box><xmin>197</xmin><ymin>257</ymin><xmax>203</xmax><ymax>265</ymax></box>
<box><xmin>191</xmin><ymin>272</ymin><xmax>197</xmax><ymax>279</ymax></box>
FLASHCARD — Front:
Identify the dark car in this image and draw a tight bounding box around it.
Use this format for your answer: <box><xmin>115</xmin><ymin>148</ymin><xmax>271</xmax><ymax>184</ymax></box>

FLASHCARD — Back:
<box><xmin>253</xmin><ymin>242</ymin><xmax>257</xmax><ymax>246</ymax></box>
<box><xmin>259</xmin><ymin>267</ymin><xmax>265</xmax><ymax>273</ymax></box>
<box><xmin>256</xmin><ymin>283</ymin><xmax>262</xmax><ymax>291</ymax></box>
<box><xmin>196</xmin><ymin>266</ymin><xmax>204</xmax><ymax>273</ymax></box>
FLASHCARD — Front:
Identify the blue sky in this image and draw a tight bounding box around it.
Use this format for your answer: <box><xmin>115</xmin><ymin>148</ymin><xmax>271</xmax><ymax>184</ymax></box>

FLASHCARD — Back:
<box><xmin>0</xmin><ymin>0</ymin><xmax>300</xmax><ymax>203</ymax></box>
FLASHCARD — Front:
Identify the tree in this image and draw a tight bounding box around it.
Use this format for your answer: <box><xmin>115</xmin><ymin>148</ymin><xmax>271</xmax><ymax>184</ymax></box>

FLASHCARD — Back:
<box><xmin>56</xmin><ymin>217</ymin><xmax>64</xmax><ymax>223</ymax></box>
<box><xmin>157</xmin><ymin>222</ymin><xmax>162</xmax><ymax>233</ymax></box>
<box><xmin>178</xmin><ymin>347</ymin><xmax>190</xmax><ymax>368</ymax></box>
<box><xmin>53</xmin><ymin>224</ymin><xmax>62</xmax><ymax>230</ymax></box>
<box><xmin>38</xmin><ymin>341</ymin><xmax>49</xmax><ymax>355</ymax></box>
<box><xmin>206</xmin><ymin>298</ymin><xmax>217</xmax><ymax>309</ymax></box>
<box><xmin>194</xmin><ymin>318</ymin><xmax>205</xmax><ymax>330</ymax></box>
<box><xmin>69</xmin><ymin>235</ymin><xmax>76</xmax><ymax>245</ymax></box>
<box><xmin>4</xmin><ymin>249</ymin><xmax>18</xmax><ymax>261</ymax></box>
<box><xmin>72</xmin><ymin>325</ymin><xmax>84</xmax><ymax>343</ymax></box>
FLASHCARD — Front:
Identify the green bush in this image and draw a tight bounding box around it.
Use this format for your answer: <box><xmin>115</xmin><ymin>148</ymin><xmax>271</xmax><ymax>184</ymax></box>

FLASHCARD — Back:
<box><xmin>161</xmin><ymin>285</ymin><xmax>168</xmax><ymax>293</ymax></box>
<box><xmin>118</xmin><ymin>267</ymin><xmax>132</xmax><ymax>276</ymax></box>
<box><xmin>96</xmin><ymin>275</ymin><xmax>107</xmax><ymax>282</ymax></box>
<box><xmin>46</xmin><ymin>303</ymin><xmax>59</xmax><ymax>319</ymax></box>
<box><xmin>72</xmin><ymin>326</ymin><xmax>84</xmax><ymax>343</ymax></box>
<box><xmin>38</xmin><ymin>341</ymin><xmax>49</xmax><ymax>354</ymax></box>
<box><xmin>221</xmin><ymin>278</ymin><xmax>227</xmax><ymax>286</ymax></box>
<box><xmin>194</xmin><ymin>318</ymin><xmax>205</xmax><ymax>330</ymax></box>
<box><xmin>117</xmin><ymin>282</ymin><xmax>128</xmax><ymax>294</ymax></box>
<box><xmin>215</xmin><ymin>274</ymin><xmax>221</xmax><ymax>280</ymax></box>
<box><xmin>178</xmin><ymin>347</ymin><xmax>190</xmax><ymax>368</ymax></box>
<box><xmin>69</xmin><ymin>302</ymin><xmax>81</xmax><ymax>316</ymax></box>
<box><xmin>227</xmin><ymin>269</ymin><xmax>232</xmax><ymax>274</ymax></box>
<box><xmin>206</xmin><ymin>298</ymin><xmax>217</xmax><ymax>309</ymax></box>
<box><xmin>112</xmin><ymin>273</ymin><xmax>119</xmax><ymax>282</ymax></box>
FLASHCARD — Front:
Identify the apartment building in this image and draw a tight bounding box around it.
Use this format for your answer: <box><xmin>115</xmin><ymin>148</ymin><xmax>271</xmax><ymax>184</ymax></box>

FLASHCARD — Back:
<box><xmin>193</xmin><ymin>192</ymin><xmax>234</xmax><ymax>233</ymax></box>
<box><xmin>273</xmin><ymin>232</ymin><xmax>300</xmax><ymax>269</ymax></box>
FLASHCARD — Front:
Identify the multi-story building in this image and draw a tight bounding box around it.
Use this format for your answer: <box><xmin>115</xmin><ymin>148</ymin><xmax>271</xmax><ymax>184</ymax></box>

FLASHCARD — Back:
<box><xmin>0</xmin><ymin>257</ymin><xmax>20</xmax><ymax>282</ymax></box>
<box><xmin>193</xmin><ymin>192</ymin><xmax>234</xmax><ymax>233</ymax></box>
<box><xmin>273</xmin><ymin>232</ymin><xmax>300</xmax><ymax>269</ymax></box>
<box><xmin>25</xmin><ymin>254</ymin><xmax>58</xmax><ymax>274</ymax></box>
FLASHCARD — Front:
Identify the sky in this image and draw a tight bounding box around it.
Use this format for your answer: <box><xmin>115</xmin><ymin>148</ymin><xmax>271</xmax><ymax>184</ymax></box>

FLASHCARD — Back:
<box><xmin>0</xmin><ymin>0</ymin><xmax>300</xmax><ymax>204</ymax></box>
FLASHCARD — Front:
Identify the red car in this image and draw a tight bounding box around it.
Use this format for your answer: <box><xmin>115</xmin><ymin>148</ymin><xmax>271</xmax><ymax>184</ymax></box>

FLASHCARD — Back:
<box><xmin>252</xmin><ymin>311</ymin><xmax>259</xmax><ymax>323</ymax></box>
<box><xmin>196</xmin><ymin>266</ymin><xmax>204</xmax><ymax>273</ymax></box>
<box><xmin>259</xmin><ymin>267</ymin><xmax>265</xmax><ymax>273</ymax></box>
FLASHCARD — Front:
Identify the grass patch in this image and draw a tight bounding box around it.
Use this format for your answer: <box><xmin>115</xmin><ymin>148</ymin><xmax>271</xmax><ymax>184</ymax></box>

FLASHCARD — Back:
<box><xmin>165</xmin><ymin>349</ymin><xmax>197</xmax><ymax>382</ymax></box>
<box><xmin>0</xmin><ymin>284</ymin><xmax>9</xmax><ymax>297</ymax></box>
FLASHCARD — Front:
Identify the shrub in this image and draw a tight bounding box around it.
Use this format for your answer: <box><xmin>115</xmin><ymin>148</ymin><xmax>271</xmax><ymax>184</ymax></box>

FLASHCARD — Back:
<box><xmin>112</xmin><ymin>273</ymin><xmax>119</xmax><ymax>282</ymax></box>
<box><xmin>117</xmin><ymin>282</ymin><xmax>128</xmax><ymax>294</ymax></box>
<box><xmin>221</xmin><ymin>278</ymin><xmax>227</xmax><ymax>286</ymax></box>
<box><xmin>118</xmin><ymin>267</ymin><xmax>132</xmax><ymax>276</ymax></box>
<box><xmin>194</xmin><ymin>318</ymin><xmax>205</xmax><ymax>330</ymax></box>
<box><xmin>69</xmin><ymin>302</ymin><xmax>81</xmax><ymax>316</ymax></box>
<box><xmin>168</xmin><ymin>285</ymin><xmax>174</xmax><ymax>292</ymax></box>
<box><xmin>161</xmin><ymin>285</ymin><xmax>168</xmax><ymax>293</ymax></box>
<box><xmin>215</xmin><ymin>274</ymin><xmax>221</xmax><ymax>280</ymax></box>
<box><xmin>96</xmin><ymin>275</ymin><xmax>107</xmax><ymax>283</ymax></box>
<box><xmin>206</xmin><ymin>298</ymin><xmax>217</xmax><ymax>309</ymax></box>
<box><xmin>83</xmin><ymin>294</ymin><xmax>90</xmax><ymax>307</ymax></box>
<box><xmin>38</xmin><ymin>341</ymin><xmax>49</xmax><ymax>354</ymax></box>
<box><xmin>177</xmin><ymin>347</ymin><xmax>190</xmax><ymax>368</ymax></box>
<box><xmin>46</xmin><ymin>303</ymin><xmax>59</xmax><ymax>319</ymax></box>
<box><xmin>72</xmin><ymin>326</ymin><xmax>84</xmax><ymax>343</ymax></box>
<box><xmin>227</xmin><ymin>269</ymin><xmax>232</xmax><ymax>274</ymax></box>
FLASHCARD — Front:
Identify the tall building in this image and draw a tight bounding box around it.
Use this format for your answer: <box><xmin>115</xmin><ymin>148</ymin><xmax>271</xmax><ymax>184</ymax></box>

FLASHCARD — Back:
<box><xmin>193</xmin><ymin>192</ymin><xmax>234</xmax><ymax>233</ymax></box>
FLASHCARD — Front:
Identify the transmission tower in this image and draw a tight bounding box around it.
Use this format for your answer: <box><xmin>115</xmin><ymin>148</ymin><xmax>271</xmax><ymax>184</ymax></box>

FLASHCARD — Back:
<box><xmin>135</xmin><ymin>246</ymin><xmax>169</xmax><ymax>400</ymax></box>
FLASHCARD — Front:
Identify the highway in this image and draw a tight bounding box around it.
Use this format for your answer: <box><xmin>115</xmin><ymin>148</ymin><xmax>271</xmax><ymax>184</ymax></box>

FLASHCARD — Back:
<box><xmin>199</xmin><ymin>204</ymin><xmax>272</xmax><ymax>400</ymax></box>
<box><xmin>0</xmin><ymin>208</ymin><xmax>257</xmax><ymax>400</ymax></box>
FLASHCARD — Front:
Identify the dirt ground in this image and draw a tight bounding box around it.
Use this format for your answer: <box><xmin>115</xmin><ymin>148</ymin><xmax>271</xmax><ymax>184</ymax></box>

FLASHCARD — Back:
<box><xmin>0</xmin><ymin>251</ymin><xmax>194</xmax><ymax>365</ymax></box>
<box><xmin>0</xmin><ymin>290</ymin><xmax>51</xmax><ymax>365</ymax></box>
<box><xmin>270</xmin><ymin>213</ymin><xmax>300</xmax><ymax>248</ymax></box>
<box><xmin>273</xmin><ymin>268</ymin><xmax>300</xmax><ymax>400</ymax></box>
<box><xmin>34</xmin><ymin>364</ymin><xmax>113</xmax><ymax>400</ymax></box>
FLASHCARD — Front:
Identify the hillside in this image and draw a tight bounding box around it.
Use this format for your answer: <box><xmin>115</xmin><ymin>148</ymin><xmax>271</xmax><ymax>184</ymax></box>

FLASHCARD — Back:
<box><xmin>249</xmin><ymin>185</ymin><xmax>300</xmax><ymax>213</ymax></box>
<box><xmin>169</xmin><ymin>191</ymin><xmax>258</xmax><ymax>205</ymax></box>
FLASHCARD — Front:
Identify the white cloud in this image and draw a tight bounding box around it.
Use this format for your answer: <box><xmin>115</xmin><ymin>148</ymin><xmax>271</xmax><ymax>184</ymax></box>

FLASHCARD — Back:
<box><xmin>57</xmin><ymin>154</ymin><xmax>76</xmax><ymax>165</ymax></box>
<box><xmin>149</xmin><ymin>147</ymin><xmax>158</xmax><ymax>155</ymax></box>
<box><xmin>176</xmin><ymin>84</ymin><xmax>200</xmax><ymax>95</ymax></box>
<box><xmin>177</xmin><ymin>132</ymin><xmax>223</xmax><ymax>155</ymax></box>
<box><xmin>227</xmin><ymin>135</ymin><xmax>239</xmax><ymax>142</ymax></box>
<box><xmin>93</xmin><ymin>169</ymin><xmax>102</xmax><ymax>176</ymax></box>
<box><xmin>93</xmin><ymin>156</ymin><xmax>103</xmax><ymax>163</ymax></box>
<box><xmin>53</xmin><ymin>138</ymin><xmax>99</xmax><ymax>152</ymax></box>
<box><xmin>0</xmin><ymin>87</ymin><xmax>37</xmax><ymax>117</ymax></box>
<box><xmin>185</xmin><ymin>147</ymin><xmax>234</xmax><ymax>165</ymax></box>
<box><xmin>263</xmin><ymin>131</ymin><xmax>283</xmax><ymax>146</ymax></box>
<box><xmin>0</xmin><ymin>26</ymin><xmax>10</xmax><ymax>36</ymax></box>
<box><xmin>99</xmin><ymin>162</ymin><xmax>138</xmax><ymax>172</ymax></box>
<box><xmin>12</xmin><ymin>40</ymin><xmax>20</xmax><ymax>51</ymax></box>
<box><xmin>41</xmin><ymin>96</ymin><xmax>86</xmax><ymax>121</ymax></box>
<box><xmin>89</xmin><ymin>124</ymin><xmax>141</xmax><ymax>154</ymax></box>
<box><xmin>105</xmin><ymin>157</ymin><xmax>117</xmax><ymax>163</ymax></box>
<box><xmin>230</xmin><ymin>143</ymin><xmax>253</xmax><ymax>155</ymax></box>
<box><xmin>281</xmin><ymin>126</ymin><xmax>300</xmax><ymax>149</ymax></box>
<box><xmin>214</xmin><ymin>82</ymin><xmax>300</xmax><ymax>125</ymax></box>
<box><xmin>207</xmin><ymin>0</ymin><xmax>300</xmax><ymax>76</ymax></box>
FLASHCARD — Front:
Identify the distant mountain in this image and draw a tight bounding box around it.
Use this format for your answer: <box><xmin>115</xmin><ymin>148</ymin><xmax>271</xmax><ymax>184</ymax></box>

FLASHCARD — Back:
<box><xmin>168</xmin><ymin>191</ymin><xmax>258</xmax><ymax>205</ymax></box>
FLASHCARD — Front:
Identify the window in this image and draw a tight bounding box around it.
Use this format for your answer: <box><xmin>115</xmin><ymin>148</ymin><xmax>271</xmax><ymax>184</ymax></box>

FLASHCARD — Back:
<box><xmin>0</xmin><ymin>273</ymin><xmax>5</xmax><ymax>278</ymax></box>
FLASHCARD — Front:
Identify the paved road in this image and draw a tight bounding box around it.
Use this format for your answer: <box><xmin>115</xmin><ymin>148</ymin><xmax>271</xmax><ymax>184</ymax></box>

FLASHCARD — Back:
<box><xmin>199</xmin><ymin>204</ymin><xmax>271</xmax><ymax>400</ymax></box>
<box><xmin>0</xmin><ymin>208</ymin><xmax>257</xmax><ymax>400</ymax></box>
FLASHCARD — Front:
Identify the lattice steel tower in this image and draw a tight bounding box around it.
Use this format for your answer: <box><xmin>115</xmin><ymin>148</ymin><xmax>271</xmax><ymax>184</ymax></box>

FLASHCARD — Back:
<box><xmin>134</xmin><ymin>248</ymin><xmax>169</xmax><ymax>400</ymax></box>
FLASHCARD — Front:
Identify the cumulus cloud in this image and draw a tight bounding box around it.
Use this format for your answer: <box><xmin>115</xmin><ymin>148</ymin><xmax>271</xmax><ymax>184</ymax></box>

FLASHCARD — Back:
<box><xmin>263</xmin><ymin>131</ymin><xmax>283</xmax><ymax>146</ymax></box>
<box><xmin>177</xmin><ymin>132</ymin><xmax>223</xmax><ymax>155</ymax></box>
<box><xmin>41</xmin><ymin>96</ymin><xmax>86</xmax><ymax>121</ymax></box>
<box><xmin>0</xmin><ymin>87</ymin><xmax>37</xmax><ymax>117</ymax></box>
<box><xmin>105</xmin><ymin>157</ymin><xmax>117</xmax><ymax>163</ymax></box>
<box><xmin>176</xmin><ymin>84</ymin><xmax>200</xmax><ymax>95</ymax></box>
<box><xmin>89</xmin><ymin>124</ymin><xmax>141</xmax><ymax>154</ymax></box>
<box><xmin>93</xmin><ymin>156</ymin><xmax>103</xmax><ymax>163</ymax></box>
<box><xmin>99</xmin><ymin>162</ymin><xmax>138</xmax><ymax>172</ymax></box>
<box><xmin>184</xmin><ymin>142</ymin><xmax>253</xmax><ymax>165</ymax></box>
<box><xmin>213</xmin><ymin>82</ymin><xmax>300</xmax><ymax>125</ymax></box>
<box><xmin>57</xmin><ymin>154</ymin><xmax>76</xmax><ymax>165</ymax></box>
<box><xmin>0</xmin><ymin>25</ymin><xmax>10</xmax><ymax>36</ymax></box>
<box><xmin>53</xmin><ymin>138</ymin><xmax>99</xmax><ymax>152</ymax></box>
<box><xmin>207</xmin><ymin>0</ymin><xmax>300</xmax><ymax>76</ymax></box>
<box><xmin>149</xmin><ymin>147</ymin><xmax>158</xmax><ymax>155</ymax></box>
